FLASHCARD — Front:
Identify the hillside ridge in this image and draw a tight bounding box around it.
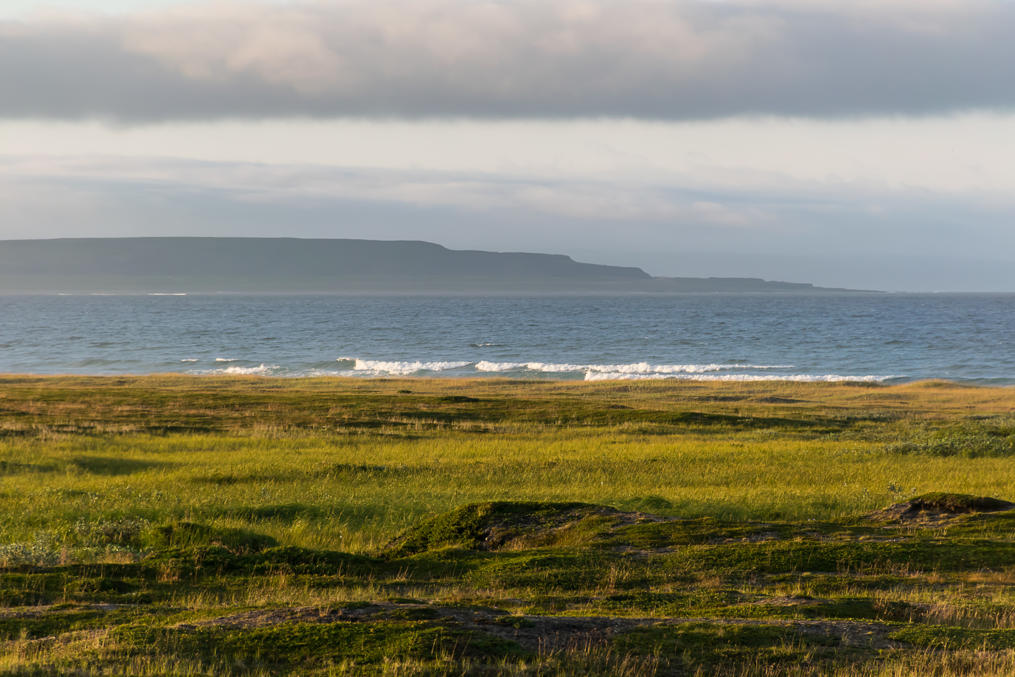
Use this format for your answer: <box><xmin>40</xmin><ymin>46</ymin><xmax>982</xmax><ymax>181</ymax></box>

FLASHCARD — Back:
<box><xmin>0</xmin><ymin>237</ymin><xmax>868</xmax><ymax>293</ymax></box>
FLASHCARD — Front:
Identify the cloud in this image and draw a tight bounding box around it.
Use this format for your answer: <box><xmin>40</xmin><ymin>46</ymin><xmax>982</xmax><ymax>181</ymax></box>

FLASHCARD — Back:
<box><xmin>0</xmin><ymin>154</ymin><xmax>771</xmax><ymax>225</ymax></box>
<box><xmin>2</xmin><ymin>153</ymin><xmax>1010</xmax><ymax>246</ymax></box>
<box><xmin>2</xmin><ymin>0</ymin><xmax>1015</xmax><ymax>121</ymax></box>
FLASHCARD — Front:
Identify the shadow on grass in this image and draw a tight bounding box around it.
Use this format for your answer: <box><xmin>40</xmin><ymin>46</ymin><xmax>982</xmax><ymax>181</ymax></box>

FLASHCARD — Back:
<box><xmin>66</xmin><ymin>456</ymin><xmax>169</xmax><ymax>476</ymax></box>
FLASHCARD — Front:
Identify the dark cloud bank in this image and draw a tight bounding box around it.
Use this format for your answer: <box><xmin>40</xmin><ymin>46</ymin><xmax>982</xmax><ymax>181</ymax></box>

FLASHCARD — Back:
<box><xmin>2</xmin><ymin>1</ymin><xmax>1015</xmax><ymax>121</ymax></box>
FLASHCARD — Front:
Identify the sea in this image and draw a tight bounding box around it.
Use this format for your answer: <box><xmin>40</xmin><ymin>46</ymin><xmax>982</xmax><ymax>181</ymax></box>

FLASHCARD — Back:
<box><xmin>0</xmin><ymin>293</ymin><xmax>1013</xmax><ymax>384</ymax></box>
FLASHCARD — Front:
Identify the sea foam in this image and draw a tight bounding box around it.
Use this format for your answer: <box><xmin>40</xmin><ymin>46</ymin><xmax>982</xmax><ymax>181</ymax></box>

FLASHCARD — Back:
<box><xmin>351</xmin><ymin>359</ymin><xmax>471</xmax><ymax>376</ymax></box>
<box><xmin>475</xmin><ymin>361</ymin><xmax>793</xmax><ymax>375</ymax></box>
<box><xmin>187</xmin><ymin>354</ymin><xmax>901</xmax><ymax>381</ymax></box>
<box><xmin>583</xmin><ymin>371</ymin><xmax>899</xmax><ymax>382</ymax></box>
<box><xmin>327</xmin><ymin>357</ymin><xmax>886</xmax><ymax>382</ymax></box>
<box><xmin>214</xmin><ymin>363</ymin><xmax>278</xmax><ymax>375</ymax></box>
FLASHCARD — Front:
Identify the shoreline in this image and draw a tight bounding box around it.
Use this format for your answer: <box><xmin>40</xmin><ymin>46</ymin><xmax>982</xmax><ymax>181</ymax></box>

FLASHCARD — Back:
<box><xmin>1</xmin><ymin>372</ymin><xmax>1012</xmax><ymax>389</ymax></box>
<box><xmin>1</xmin><ymin>372</ymin><xmax>1014</xmax><ymax>387</ymax></box>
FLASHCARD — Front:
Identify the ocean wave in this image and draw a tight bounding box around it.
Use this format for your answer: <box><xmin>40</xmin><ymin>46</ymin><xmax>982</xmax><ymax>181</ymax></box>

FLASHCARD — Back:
<box><xmin>187</xmin><ymin>355</ymin><xmax>900</xmax><ymax>382</ymax></box>
<box><xmin>475</xmin><ymin>361</ymin><xmax>580</xmax><ymax>373</ymax></box>
<box><xmin>215</xmin><ymin>358</ymin><xmax>237</xmax><ymax>363</ymax></box>
<box><xmin>210</xmin><ymin>363</ymin><xmax>279</xmax><ymax>375</ymax></box>
<box><xmin>180</xmin><ymin>358</ymin><xmax>199</xmax><ymax>363</ymax></box>
<box><xmin>583</xmin><ymin>371</ymin><xmax>901</xmax><ymax>382</ymax></box>
<box><xmin>474</xmin><ymin>361</ymin><xmax>793</xmax><ymax>375</ymax></box>
<box><xmin>339</xmin><ymin>357</ymin><xmax>895</xmax><ymax>382</ymax></box>
<box><xmin>350</xmin><ymin>359</ymin><xmax>472</xmax><ymax>376</ymax></box>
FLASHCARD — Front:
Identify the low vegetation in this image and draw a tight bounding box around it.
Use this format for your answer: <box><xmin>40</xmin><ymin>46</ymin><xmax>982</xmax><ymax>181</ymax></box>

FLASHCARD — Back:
<box><xmin>0</xmin><ymin>375</ymin><xmax>1014</xmax><ymax>674</ymax></box>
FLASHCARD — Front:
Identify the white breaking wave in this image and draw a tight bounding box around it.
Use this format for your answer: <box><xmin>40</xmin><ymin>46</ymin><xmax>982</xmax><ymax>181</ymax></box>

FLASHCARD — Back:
<box><xmin>474</xmin><ymin>361</ymin><xmax>527</xmax><ymax>372</ymax></box>
<box><xmin>214</xmin><ymin>363</ymin><xmax>278</xmax><ymax>375</ymax></box>
<box><xmin>182</xmin><ymin>355</ymin><xmax>902</xmax><ymax>382</ymax></box>
<box><xmin>583</xmin><ymin>371</ymin><xmax>899</xmax><ymax>382</ymax></box>
<box><xmin>215</xmin><ymin>358</ymin><xmax>237</xmax><ymax>363</ymax></box>
<box><xmin>352</xmin><ymin>359</ymin><xmax>471</xmax><ymax>376</ymax></box>
<box><xmin>180</xmin><ymin>358</ymin><xmax>199</xmax><ymax>363</ymax></box>
<box><xmin>475</xmin><ymin>361</ymin><xmax>582</xmax><ymax>373</ymax></box>
<box><xmin>283</xmin><ymin>356</ymin><xmax>903</xmax><ymax>383</ymax></box>
<box><xmin>475</xmin><ymin>361</ymin><xmax>793</xmax><ymax>375</ymax></box>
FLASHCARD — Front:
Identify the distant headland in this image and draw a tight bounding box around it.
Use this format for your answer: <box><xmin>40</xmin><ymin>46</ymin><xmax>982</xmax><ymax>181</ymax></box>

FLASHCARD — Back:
<box><xmin>0</xmin><ymin>237</ymin><xmax>873</xmax><ymax>294</ymax></box>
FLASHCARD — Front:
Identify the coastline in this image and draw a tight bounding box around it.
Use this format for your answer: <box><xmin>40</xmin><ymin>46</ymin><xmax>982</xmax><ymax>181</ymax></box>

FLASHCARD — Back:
<box><xmin>3</xmin><ymin>371</ymin><xmax>1014</xmax><ymax>386</ymax></box>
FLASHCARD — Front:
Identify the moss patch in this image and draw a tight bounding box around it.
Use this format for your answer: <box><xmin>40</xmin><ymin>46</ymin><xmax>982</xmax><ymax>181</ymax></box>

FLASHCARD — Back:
<box><xmin>385</xmin><ymin>501</ymin><xmax>628</xmax><ymax>555</ymax></box>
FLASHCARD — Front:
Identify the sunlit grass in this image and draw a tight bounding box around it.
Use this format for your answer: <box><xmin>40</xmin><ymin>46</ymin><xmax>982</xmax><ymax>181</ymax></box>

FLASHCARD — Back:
<box><xmin>1</xmin><ymin>375</ymin><xmax>1015</xmax><ymax>674</ymax></box>
<box><xmin>2</xmin><ymin>432</ymin><xmax>1014</xmax><ymax>552</ymax></box>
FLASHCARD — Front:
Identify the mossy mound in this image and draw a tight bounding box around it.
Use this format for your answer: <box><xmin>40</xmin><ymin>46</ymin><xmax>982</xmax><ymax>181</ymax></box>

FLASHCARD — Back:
<box><xmin>874</xmin><ymin>493</ymin><xmax>1014</xmax><ymax>522</ymax></box>
<box><xmin>142</xmin><ymin>522</ymin><xmax>278</xmax><ymax>554</ymax></box>
<box><xmin>385</xmin><ymin>501</ymin><xmax>629</xmax><ymax>556</ymax></box>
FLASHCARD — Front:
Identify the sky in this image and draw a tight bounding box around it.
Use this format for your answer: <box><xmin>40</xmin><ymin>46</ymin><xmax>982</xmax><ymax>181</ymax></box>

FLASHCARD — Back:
<box><xmin>2</xmin><ymin>1</ymin><xmax>1015</xmax><ymax>291</ymax></box>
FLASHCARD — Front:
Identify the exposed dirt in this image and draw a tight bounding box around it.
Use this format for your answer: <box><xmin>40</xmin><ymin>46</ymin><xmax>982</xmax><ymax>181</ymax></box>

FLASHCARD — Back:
<box><xmin>750</xmin><ymin>595</ymin><xmax>823</xmax><ymax>608</ymax></box>
<box><xmin>871</xmin><ymin>493</ymin><xmax>1014</xmax><ymax>523</ymax></box>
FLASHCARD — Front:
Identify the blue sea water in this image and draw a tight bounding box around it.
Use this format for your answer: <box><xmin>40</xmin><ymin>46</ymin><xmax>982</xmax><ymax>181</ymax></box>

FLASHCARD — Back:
<box><xmin>0</xmin><ymin>293</ymin><xmax>1013</xmax><ymax>384</ymax></box>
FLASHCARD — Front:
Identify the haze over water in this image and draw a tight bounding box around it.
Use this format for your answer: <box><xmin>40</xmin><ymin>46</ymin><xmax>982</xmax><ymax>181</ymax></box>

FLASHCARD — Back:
<box><xmin>1</xmin><ymin>293</ymin><xmax>1013</xmax><ymax>384</ymax></box>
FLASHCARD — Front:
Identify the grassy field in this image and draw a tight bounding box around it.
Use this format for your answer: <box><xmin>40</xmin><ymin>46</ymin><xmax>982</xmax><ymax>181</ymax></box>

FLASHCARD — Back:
<box><xmin>0</xmin><ymin>375</ymin><xmax>1014</xmax><ymax>675</ymax></box>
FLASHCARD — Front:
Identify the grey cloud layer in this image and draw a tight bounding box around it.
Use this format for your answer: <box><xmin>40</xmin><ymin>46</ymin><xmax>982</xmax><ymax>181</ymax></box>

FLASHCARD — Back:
<box><xmin>0</xmin><ymin>155</ymin><xmax>769</xmax><ymax>226</ymax></box>
<box><xmin>3</xmin><ymin>0</ymin><xmax>1015</xmax><ymax>120</ymax></box>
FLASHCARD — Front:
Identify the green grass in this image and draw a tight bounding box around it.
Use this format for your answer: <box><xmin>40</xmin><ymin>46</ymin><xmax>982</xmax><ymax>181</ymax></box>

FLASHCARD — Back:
<box><xmin>1</xmin><ymin>375</ymin><xmax>1015</xmax><ymax>674</ymax></box>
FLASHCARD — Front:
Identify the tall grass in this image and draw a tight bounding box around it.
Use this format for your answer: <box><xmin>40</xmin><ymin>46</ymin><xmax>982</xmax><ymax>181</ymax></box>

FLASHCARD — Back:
<box><xmin>2</xmin><ymin>376</ymin><xmax>1015</xmax><ymax>675</ymax></box>
<box><xmin>1</xmin><ymin>377</ymin><xmax>1014</xmax><ymax>554</ymax></box>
